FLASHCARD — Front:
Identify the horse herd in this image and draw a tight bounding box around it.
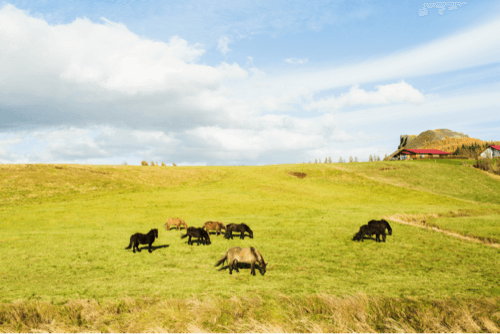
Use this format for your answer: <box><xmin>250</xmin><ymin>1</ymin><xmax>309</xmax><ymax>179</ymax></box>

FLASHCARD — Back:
<box><xmin>125</xmin><ymin>218</ymin><xmax>393</xmax><ymax>276</ymax></box>
<box><xmin>125</xmin><ymin>218</ymin><xmax>265</xmax><ymax>275</ymax></box>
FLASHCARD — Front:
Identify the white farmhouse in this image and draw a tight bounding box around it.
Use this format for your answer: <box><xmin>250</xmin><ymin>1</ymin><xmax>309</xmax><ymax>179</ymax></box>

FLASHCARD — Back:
<box><xmin>479</xmin><ymin>145</ymin><xmax>500</xmax><ymax>159</ymax></box>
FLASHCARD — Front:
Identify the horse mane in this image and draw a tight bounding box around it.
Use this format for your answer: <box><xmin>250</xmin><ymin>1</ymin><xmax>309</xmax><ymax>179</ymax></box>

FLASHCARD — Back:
<box><xmin>241</xmin><ymin>223</ymin><xmax>252</xmax><ymax>232</ymax></box>
<box><xmin>257</xmin><ymin>251</ymin><xmax>265</xmax><ymax>265</ymax></box>
<box><xmin>201</xmin><ymin>228</ymin><xmax>210</xmax><ymax>238</ymax></box>
<box><xmin>250</xmin><ymin>247</ymin><xmax>259</xmax><ymax>260</ymax></box>
<box><xmin>381</xmin><ymin>219</ymin><xmax>392</xmax><ymax>233</ymax></box>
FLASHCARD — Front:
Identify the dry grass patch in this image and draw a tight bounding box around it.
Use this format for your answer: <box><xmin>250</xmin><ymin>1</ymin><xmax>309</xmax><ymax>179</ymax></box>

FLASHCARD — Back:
<box><xmin>386</xmin><ymin>209</ymin><xmax>500</xmax><ymax>246</ymax></box>
<box><xmin>1</xmin><ymin>295</ymin><xmax>499</xmax><ymax>333</ymax></box>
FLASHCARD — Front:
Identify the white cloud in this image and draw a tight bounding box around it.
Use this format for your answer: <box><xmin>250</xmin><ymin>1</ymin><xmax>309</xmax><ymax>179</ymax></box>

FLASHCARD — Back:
<box><xmin>284</xmin><ymin>58</ymin><xmax>308</xmax><ymax>65</ymax></box>
<box><xmin>305</xmin><ymin>81</ymin><xmax>425</xmax><ymax>111</ymax></box>
<box><xmin>217</xmin><ymin>36</ymin><xmax>231</xmax><ymax>55</ymax></box>
<box><xmin>0</xmin><ymin>4</ymin><xmax>247</xmax><ymax>131</ymax></box>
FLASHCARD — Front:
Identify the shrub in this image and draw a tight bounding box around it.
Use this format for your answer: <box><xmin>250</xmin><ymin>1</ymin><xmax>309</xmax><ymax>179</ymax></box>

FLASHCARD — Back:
<box><xmin>474</xmin><ymin>157</ymin><xmax>497</xmax><ymax>174</ymax></box>
<box><xmin>369</xmin><ymin>155</ymin><xmax>373</xmax><ymax>162</ymax></box>
<box><xmin>122</xmin><ymin>161</ymin><xmax>127</xmax><ymax>166</ymax></box>
<box><xmin>161</xmin><ymin>162</ymin><xmax>166</xmax><ymax>166</ymax></box>
<box><xmin>349</xmin><ymin>156</ymin><xmax>353</xmax><ymax>163</ymax></box>
<box><xmin>172</xmin><ymin>163</ymin><xmax>177</xmax><ymax>166</ymax></box>
<box><xmin>141</xmin><ymin>161</ymin><xmax>148</xmax><ymax>166</ymax></box>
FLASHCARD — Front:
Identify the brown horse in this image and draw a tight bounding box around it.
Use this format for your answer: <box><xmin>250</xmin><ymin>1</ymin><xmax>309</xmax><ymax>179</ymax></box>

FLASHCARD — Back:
<box><xmin>204</xmin><ymin>221</ymin><xmax>226</xmax><ymax>236</ymax></box>
<box><xmin>225</xmin><ymin>223</ymin><xmax>253</xmax><ymax>239</ymax></box>
<box><xmin>181</xmin><ymin>227</ymin><xmax>211</xmax><ymax>245</ymax></box>
<box><xmin>215</xmin><ymin>246</ymin><xmax>267</xmax><ymax>275</ymax></box>
<box><xmin>165</xmin><ymin>218</ymin><xmax>188</xmax><ymax>231</ymax></box>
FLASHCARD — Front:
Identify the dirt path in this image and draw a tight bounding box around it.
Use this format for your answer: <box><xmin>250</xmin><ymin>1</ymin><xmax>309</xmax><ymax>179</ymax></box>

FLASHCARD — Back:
<box><xmin>385</xmin><ymin>216</ymin><xmax>500</xmax><ymax>249</ymax></box>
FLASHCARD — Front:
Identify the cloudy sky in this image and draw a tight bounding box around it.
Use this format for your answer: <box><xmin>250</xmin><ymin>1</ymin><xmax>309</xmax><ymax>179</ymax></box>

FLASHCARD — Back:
<box><xmin>1</xmin><ymin>0</ymin><xmax>499</xmax><ymax>165</ymax></box>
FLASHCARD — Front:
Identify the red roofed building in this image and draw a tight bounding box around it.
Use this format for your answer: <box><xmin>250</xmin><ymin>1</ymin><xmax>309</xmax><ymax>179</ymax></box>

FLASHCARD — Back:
<box><xmin>479</xmin><ymin>145</ymin><xmax>500</xmax><ymax>159</ymax></box>
<box><xmin>394</xmin><ymin>149</ymin><xmax>451</xmax><ymax>160</ymax></box>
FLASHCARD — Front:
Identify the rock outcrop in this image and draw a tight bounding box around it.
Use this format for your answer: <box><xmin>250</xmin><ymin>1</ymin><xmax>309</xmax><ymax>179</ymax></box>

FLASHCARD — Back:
<box><xmin>389</xmin><ymin>129</ymin><xmax>469</xmax><ymax>159</ymax></box>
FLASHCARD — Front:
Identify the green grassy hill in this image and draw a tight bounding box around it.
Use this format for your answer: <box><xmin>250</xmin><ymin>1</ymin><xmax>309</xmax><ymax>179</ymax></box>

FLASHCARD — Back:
<box><xmin>0</xmin><ymin>162</ymin><xmax>499</xmax><ymax>332</ymax></box>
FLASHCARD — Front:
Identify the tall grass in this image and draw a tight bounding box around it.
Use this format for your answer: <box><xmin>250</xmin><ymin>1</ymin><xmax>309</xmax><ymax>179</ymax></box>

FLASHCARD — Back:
<box><xmin>1</xmin><ymin>295</ymin><xmax>499</xmax><ymax>333</ymax></box>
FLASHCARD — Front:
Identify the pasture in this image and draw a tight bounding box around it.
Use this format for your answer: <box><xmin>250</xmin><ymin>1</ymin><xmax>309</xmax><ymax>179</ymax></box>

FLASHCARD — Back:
<box><xmin>0</xmin><ymin>162</ymin><xmax>499</xmax><ymax>332</ymax></box>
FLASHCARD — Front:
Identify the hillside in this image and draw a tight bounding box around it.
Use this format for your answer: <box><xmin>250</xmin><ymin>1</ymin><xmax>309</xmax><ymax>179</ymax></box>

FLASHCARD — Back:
<box><xmin>0</xmin><ymin>163</ymin><xmax>499</xmax><ymax>332</ymax></box>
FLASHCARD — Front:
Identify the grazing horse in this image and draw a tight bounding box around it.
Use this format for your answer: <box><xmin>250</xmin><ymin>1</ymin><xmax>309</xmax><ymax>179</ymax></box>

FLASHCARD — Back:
<box><xmin>165</xmin><ymin>218</ymin><xmax>188</xmax><ymax>231</ymax></box>
<box><xmin>215</xmin><ymin>246</ymin><xmax>267</xmax><ymax>275</ymax></box>
<box><xmin>368</xmin><ymin>219</ymin><xmax>392</xmax><ymax>236</ymax></box>
<box><xmin>204</xmin><ymin>221</ymin><xmax>226</xmax><ymax>236</ymax></box>
<box><xmin>225</xmin><ymin>223</ymin><xmax>253</xmax><ymax>240</ymax></box>
<box><xmin>353</xmin><ymin>223</ymin><xmax>388</xmax><ymax>242</ymax></box>
<box><xmin>181</xmin><ymin>227</ymin><xmax>211</xmax><ymax>245</ymax></box>
<box><xmin>125</xmin><ymin>229</ymin><xmax>158</xmax><ymax>253</ymax></box>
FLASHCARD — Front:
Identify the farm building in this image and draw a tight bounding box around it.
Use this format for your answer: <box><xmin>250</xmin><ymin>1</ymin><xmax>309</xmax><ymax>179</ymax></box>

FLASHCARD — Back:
<box><xmin>393</xmin><ymin>149</ymin><xmax>451</xmax><ymax>160</ymax></box>
<box><xmin>479</xmin><ymin>145</ymin><xmax>500</xmax><ymax>159</ymax></box>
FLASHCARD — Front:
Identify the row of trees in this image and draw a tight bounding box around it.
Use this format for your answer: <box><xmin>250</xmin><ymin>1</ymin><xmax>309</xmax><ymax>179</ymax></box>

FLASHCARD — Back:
<box><xmin>308</xmin><ymin>154</ymin><xmax>386</xmax><ymax>163</ymax></box>
<box><xmin>311</xmin><ymin>157</ymin><xmax>333</xmax><ymax>164</ymax></box>
<box><xmin>141</xmin><ymin>161</ymin><xmax>176</xmax><ymax>166</ymax></box>
<box><xmin>368</xmin><ymin>155</ymin><xmax>383</xmax><ymax>162</ymax></box>
<box><xmin>452</xmin><ymin>143</ymin><xmax>495</xmax><ymax>159</ymax></box>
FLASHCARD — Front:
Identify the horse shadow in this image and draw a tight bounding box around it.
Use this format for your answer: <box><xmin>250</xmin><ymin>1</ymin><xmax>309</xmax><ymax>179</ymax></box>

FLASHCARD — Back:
<box><xmin>224</xmin><ymin>233</ymin><xmax>251</xmax><ymax>240</ymax></box>
<box><xmin>207</xmin><ymin>231</ymin><xmax>224</xmax><ymax>235</ymax></box>
<box><xmin>217</xmin><ymin>263</ymin><xmax>254</xmax><ymax>272</ymax></box>
<box><xmin>166</xmin><ymin>227</ymin><xmax>187</xmax><ymax>231</ymax></box>
<box><xmin>217</xmin><ymin>263</ymin><xmax>265</xmax><ymax>273</ymax></box>
<box><xmin>138</xmin><ymin>244</ymin><xmax>169</xmax><ymax>252</ymax></box>
<box><xmin>183</xmin><ymin>240</ymin><xmax>210</xmax><ymax>246</ymax></box>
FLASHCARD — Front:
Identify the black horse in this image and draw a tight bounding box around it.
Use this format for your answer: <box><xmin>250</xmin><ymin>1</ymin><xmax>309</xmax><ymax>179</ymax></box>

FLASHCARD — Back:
<box><xmin>368</xmin><ymin>219</ymin><xmax>392</xmax><ymax>236</ymax></box>
<box><xmin>353</xmin><ymin>225</ymin><xmax>378</xmax><ymax>242</ymax></box>
<box><xmin>181</xmin><ymin>227</ymin><xmax>211</xmax><ymax>245</ymax></box>
<box><xmin>225</xmin><ymin>223</ymin><xmax>253</xmax><ymax>240</ymax></box>
<box><xmin>125</xmin><ymin>228</ymin><xmax>158</xmax><ymax>253</ymax></box>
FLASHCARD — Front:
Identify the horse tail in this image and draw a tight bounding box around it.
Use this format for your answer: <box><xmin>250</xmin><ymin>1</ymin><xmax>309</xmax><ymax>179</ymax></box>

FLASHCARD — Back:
<box><xmin>215</xmin><ymin>252</ymin><xmax>228</xmax><ymax>267</ymax></box>
<box><xmin>180</xmin><ymin>233</ymin><xmax>188</xmax><ymax>239</ymax></box>
<box><xmin>125</xmin><ymin>236</ymin><xmax>133</xmax><ymax>249</ymax></box>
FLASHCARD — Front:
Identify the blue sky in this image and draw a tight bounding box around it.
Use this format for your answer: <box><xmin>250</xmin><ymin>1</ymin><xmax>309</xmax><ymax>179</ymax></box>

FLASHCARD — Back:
<box><xmin>1</xmin><ymin>0</ymin><xmax>499</xmax><ymax>165</ymax></box>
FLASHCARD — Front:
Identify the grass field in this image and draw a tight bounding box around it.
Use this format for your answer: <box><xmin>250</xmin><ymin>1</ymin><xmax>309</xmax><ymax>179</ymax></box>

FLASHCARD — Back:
<box><xmin>1</xmin><ymin>161</ymin><xmax>499</xmax><ymax>332</ymax></box>
<box><xmin>426</xmin><ymin>214</ymin><xmax>500</xmax><ymax>243</ymax></box>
